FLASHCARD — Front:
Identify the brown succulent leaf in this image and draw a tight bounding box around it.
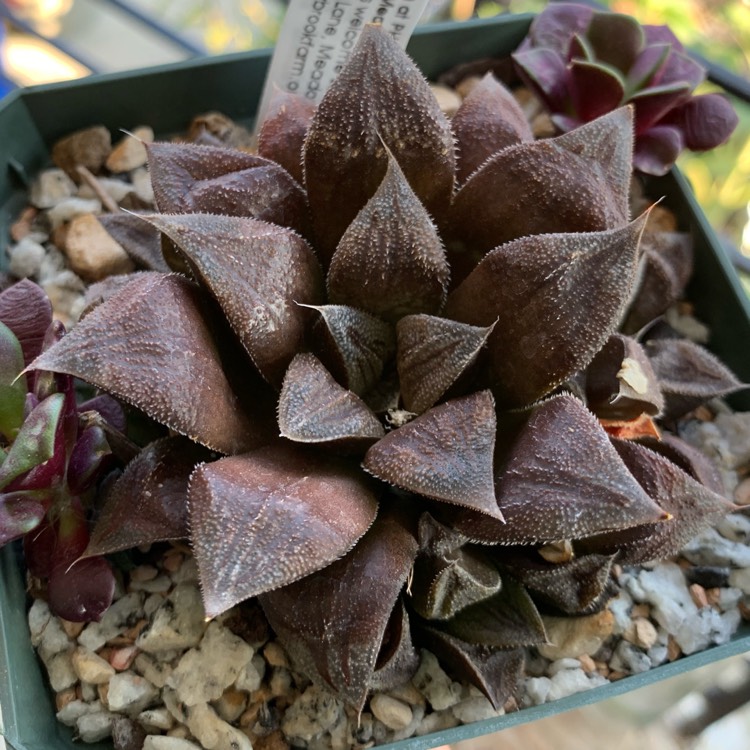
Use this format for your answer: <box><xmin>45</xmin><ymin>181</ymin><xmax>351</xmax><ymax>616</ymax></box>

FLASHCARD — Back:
<box><xmin>370</xmin><ymin>599</ymin><xmax>420</xmax><ymax>693</ymax></box>
<box><xmin>30</xmin><ymin>274</ymin><xmax>267</xmax><ymax>454</ymax></box>
<box><xmin>623</xmin><ymin>231</ymin><xmax>693</xmax><ymax>333</ymax></box>
<box><xmin>492</xmin><ymin>394</ymin><xmax>669</xmax><ymax>545</ymax></box>
<box><xmin>190</xmin><ymin>443</ymin><xmax>380</xmax><ymax>617</ymax></box>
<box><xmin>495</xmin><ymin>549</ymin><xmax>618</xmax><ymax>615</ymax></box>
<box><xmin>578</xmin><ymin>439</ymin><xmax>737</xmax><ymax>564</ymax></box>
<box><xmin>147</xmin><ymin>141</ymin><xmax>310</xmax><ymax>236</ymax></box>
<box><xmin>257</xmin><ymin>88</ymin><xmax>316</xmax><ymax>185</ymax></box>
<box><xmin>142</xmin><ymin>213</ymin><xmax>324</xmax><ymax>387</ymax></box>
<box><xmin>303</xmin><ymin>24</ymin><xmax>455</xmax><ymax>262</ymax></box>
<box><xmin>646</xmin><ymin>338</ymin><xmax>745</xmax><ymax>419</ymax></box>
<box><xmin>81</xmin><ymin>272</ymin><xmax>157</xmax><ymax>318</ymax></box>
<box><xmin>305</xmin><ymin>304</ymin><xmax>396</xmax><ymax>396</ymax></box>
<box><xmin>586</xmin><ymin>334</ymin><xmax>664</xmax><ymax>420</ymax></box>
<box><xmin>327</xmin><ymin>152</ymin><xmax>449</xmax><ymax>324</ymax></box>
<box><xmin>97</xmin><ymin>213</ymin><xmax>168</xmax><ymax>272</ymax></box>
<box><xmin>278</xmin><ymin>353</ymin><xmax>384</xmax><ymax>452</ymax></box>
<box><xmin>411</xmin><ymin>545</ymin><xmax>503</xmax><ymax>620</ymax></box>
<box><xmin>259</xmin><ymin>507</ymin><xmax>418</xmax><ymax>712</ymax></box>
<box><xmin>440</xmin><ymin>576</ymin><xmax>547</xmax><ymax>649</ymax></box>
<box><xmin>446</xmin><ymin>215</ymin><xmax>648</xmax><ymax>407</ymax></box>
<box><xmin>452</xmin><ymin>73</ymin><xmax>534</xmax><ymax>184</ymax></box>
<box><xmin>84</xmin><ymin>436</ymin><xmax>208</xmax><ymax>557</ymax></box>
<box><xmin>448</xmin><ymin>107</ymin><xmax>632</xmax><ymax>256</ymax></box>
<box><xmin>363</xmin><ymin>391</ymin><xmax>502</xmax><ymax>519</ymax></box>
<box><xmin>417</xmin><ymin>512</ymin><xmax>469</xmax><ymax>557</ymax></box>
<box><xmin>396</xmin><ymin>314</ymin><xmax>495</xmax><ymax>414</ymax></box>
<box><xmin>416</xmin><ymin>632</ymin><xmax>524</xmax><ymax>710</ymax></box>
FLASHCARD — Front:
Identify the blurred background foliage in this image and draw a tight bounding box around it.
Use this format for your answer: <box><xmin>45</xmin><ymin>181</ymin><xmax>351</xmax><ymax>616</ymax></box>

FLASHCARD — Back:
<box><xmin>1</xmin><ymin>0</ymin><xmax>749</xmax><ymax>289</ymax></box>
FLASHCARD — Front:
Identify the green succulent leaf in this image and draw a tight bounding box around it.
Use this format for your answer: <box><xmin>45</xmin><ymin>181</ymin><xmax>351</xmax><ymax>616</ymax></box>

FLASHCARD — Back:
<box><xmin>189</xmin><ymin>443</ymin><xmax>380</xmax><ymax>617</ymax></box>
<box><xmin>278</xmin><ymin>353</ymin><xmax>384</xmax><ymax>452</ymax></box>
<box><xmin>448</xmin><ymin>107</ymin><xmax>633</xmax><ymax>256</ymax></box>
<box><xmin>579</xmin><ymin>439</ymin><xmax>737</xmax><ymax>564</ymax></box>
<box><xmin>646</xmin><ymin>338</ymin><xmax>745</xmax><ymax>418</ymax></box>
<box><xmin>84</xmin><ymin>436</ymin><xmax>209</xmax><ymax>558</ymax></box>
<box><xmin>363</xmin><ymin>391</ymin><xmax>502</xmax><ymax>520</ymax></box>
<box><xmin>97</xmin><ymin>214</ymin><xmax>169</xmax><ymax>272</ymax></box>
<box><xmin>451</xmin><ymin>73</ymin><xmax>533</xmax><ymax>184</ymax></box>
<box><xmin>260</xmin><ymin>508</ymin><xmax>418</xmax><ymax>712</ymax></box>
<box><xmin>305</xmin><ymin>304</ymin><xmax>396</xmax><ymax>397</ymax></box>
<box><xmin>30</xmin><ymin>274</ymin><xmax>269</xmax><ymax>455</ymax></box>
<box><xmin>0</xmin><ymin>393</ymin><xmax>64</xmax><ymax>491</ymax></box>
<box><xmin>585</xmin><ymin>334</ymin><xmax>664</xmax><ymax>420</ymax></box>
<box><xmin>396</xmin><ymin>315</ymin><xmax>495</xmax><ymax>415</ymax></box>
<box><xmin>447</xmin><ymin>214</ymin><xmax>647</xmax><ymax>407</ymax></box>
<box><xmin>257</xmin><ymin>88</ymin><xmax>316</xmax><ymax>185</ymax></box>
<box><xmin>147</xmin><ymin>141</ymin><xmax>310</xmax><ymax>237</ymax></box>
<box><xmin>142</xmin><ymin>213</ymin><xmax>324</xmax><ymax>387</ymax></box>
<box><xmin>0</xmin><ymin>321</ymin><xmax>27</xmax><ymax>442</ymax></box>
<box><xmin>327</xmin><ymin>152</ymin><xmax>449</xmax><ymax>324</ymax></box>
<box><xmin>303</xmin><ymin>24</ymin><xmax>454</xmax><ymax>262</ymax></box>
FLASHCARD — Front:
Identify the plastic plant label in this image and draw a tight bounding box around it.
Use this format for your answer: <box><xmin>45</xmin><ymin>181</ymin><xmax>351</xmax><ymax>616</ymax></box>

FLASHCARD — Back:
<box><xmin>256</xmin><ymin>0</ymin><xmax>431</xmax><ymax>129</ymax></box>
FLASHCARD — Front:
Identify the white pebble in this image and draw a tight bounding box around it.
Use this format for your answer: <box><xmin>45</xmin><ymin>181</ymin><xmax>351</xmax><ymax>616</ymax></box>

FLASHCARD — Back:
<box><xmin>107</xmin><ymin>671</ymin><xmax>159</xmax><ymax>714</ymax></box>
<box><xmin>234</xmin><ymin>654</ymin><xmax>264</xmax><ymax>692</ymax></box>
<box><xmin>411</xmin><ymin>650</ymin><xmax>462</xmax><ymax>710</ymax></box>
<box><xmin>524</xmin><ymin>676</ymin><xmax>551</xmax><ymax>706</ymax></box>
<box><xmin>451</xmin><ymin>695</ymin><xmax>503</xmax><ymax>723</ymax></box>
<box><xmin>28</xmin><ymin>599</ymin><xmax>52</xmax><ymax>646</ymax></box>
<box><xmin>56</xmin><ymin>699</ymin><xmax>102</xmax><ymax>727</ymax></box>
<box><xmin>143</xmin><ymin>737</ymin><xmax>202</xmax><ymax>750</ymax></box>
<box><xmin>548</xmin><ymin>658</ymin><xmax>580</xmax><ymax>677</ymax></box>
<box><xmin>71</xmin><ymin>646</ymin><xmax>115</xmax><ymax>684</ymax></box>
<box><xmin>370</xmin><ymin>693</ymin><xmax>413</xmax><ymax>730</ymax></box>
<box><xmin>9</xmin><ymin>237</ymin><xmax>45</xmax><ymax>278</ymax></box>
<box><xmin>30</xmin><ymin>168</ymin><xmax>76</xmax><ymax>208</ymax></box>
<box><xmin>415</xmin><ymin>709</ymin><xmax>459</xmax><ymax>736</ymax></box>
<box><xmin>46</xmin><ymin>651</ymin><xmax>78</xmax><ymax>691</ymax></box>
<box><xmin>47</xmin><ymin>197</ymin><xmax>101</xmax><ymax>229</ymax></box>
<box><xmin>137</xmin><ymin>584</ymin><xmax>206</xmax><ymax>653</ymax></box>
<box><xmin>139</xmin><ymin>707</ymin><xmax>175</xmax><ymax>731</ymax></box>
<box><xmin>77</xmin><ymin>710</ymin><xmax>115</xmax><ymax>742</ymax></box>
<box><xmin>547</xmin><ymin>668</ymin><xmax>605</xmax><ymax>701</ymax></box>
<box><xmin>185</xmin><ymin>702</ymin><xmax>253</xmax><ymax>750</ymax></box>
<box><xmin>281</xmin><ymin>684</ymin><xmax>343</xmax><ymax>741</ymax></box>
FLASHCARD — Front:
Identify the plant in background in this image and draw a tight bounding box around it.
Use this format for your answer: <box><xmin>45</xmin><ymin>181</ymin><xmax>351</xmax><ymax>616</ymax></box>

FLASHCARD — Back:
<box><xmin>0</xmin><ymin>279</ymin><xmax>121</xmax><ymax>622</ymax></box>
<box><xmin>31</xmin><ymin>25</ymin><xmax>744</xmax><ymax>710</ymax></box>
<box><xmin>512</xmin><ymin>1</ymin><xmax>739</xmax><ymax>175</ymax></box>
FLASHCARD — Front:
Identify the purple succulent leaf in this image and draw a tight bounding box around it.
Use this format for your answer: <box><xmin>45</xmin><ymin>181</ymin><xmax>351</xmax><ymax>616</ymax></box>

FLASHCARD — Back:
<box><xmin>512</xmin><ymin>47</ymin><xmax>572</xmax><ymax>113</ymax></box>
<box><xmin>416</xmin><ymin>627</ymin><xmax>524</xmax><ymax>710</ymax></box>
<box><xmin>440</xmin><ymin>576</ymin><xmax>547</xmax><ymax>649</ymax></box>
<box><xmin>396</xmin><ymin>314</ymin><xmax>495</xmax><ymax>415</ymax></box>
<box><xmin>631</xmin><ymin>82</ymin><xmax>692</xmax><ymax>133</ymax></box>
<box><xmin>142</xmin><ymin>213</ymin><xmax>324</xmax><ymax>387</ymax></box>
<box><xmin>633</xmin><ymin>124</ymin><xmax>684</xmax><ymax>175</ymax></box>
<box><xmin>449</xmin><ymin>108</ymin><xmax>633</xmax><ymax>257</ymax></box>
<box><xmin>0</xmin><ymin>279</ymin><xmax>53</xmax><ymax>367</ymax></box>
<box><xmin>97</xmin><ymin>213</ymin><xmax>169</xmax><ymax>272</ymax></box>
<box><xmin>0</xmin><ymin>321</ymin><xmax>27</xmax><ymax>442</ymax></box>
<box><xmin>626</xmin><ymin>43</ymin><xmax>671</xmax><ymax>93</ymax></box>
<box><xmin>303</xmin><ymin>24</ymin><xmax>455</xmax><ymax>262</ymax></box>
<box><xmin>0</xmin><ymin>492</ymin><xmax>47</xmax><ymax>545</ymax></box>
<box><xmin>81</xmin><ymin>272</ymin><xmax>159</xmax><ymax>319</ymax></box>
<box><xmin>363</xmin><ymin>391</ymin><xmax>502</xmax><ymax>520</ymax></box>
<box><xmin>260</xmin><ymin>507</ymin><xmax>418</xmax><ymax>712</ymax></box>
<box><xmin>84</xmin><ymin>436</ymin><xmax>207</xmax><ymax>557</ymax></box>
<box><xmin>643</xmin><ymin>24</ymin><xmax>684</xmax><ymax>51</ymax></box>
<box><xmin>495</xmin><ymin>548</ymin><xmax>618</xmax><ymax>615</ymax></box>
<box><xmin>585</xmin><ymin>334</ymin><xmax>664</xmax><ymax>421</ymax></box>
<box><xmin>48</xmin><ymin>555</ymin><xmax>116</xmax><ymax>622</ymax></box>
<box><xmin>327</xmin><ymin>152</ymin><xmax>449</xmax><ymax>324</ymax></box>
<box><xmin>451</xmin><ymin>73</ymin><xmax>533</xmax><ymax>184</ymax></box>
<box><xmin>369</xmin><ymin>599</ymin><xmax>420</xmax><ymax>694</ymax></box>
<box><xmin>578</xmin><ymin>439</ymin><xmax>737</xmax><ymax>564</ymax></box>
<box><xmin>189</xmin><ymin>443</ymin><xmax>380</xmax><ymax>617</ymax></box>
<box><xmin>586</xmin><ymin>11</ymin><xmax>645</xmax><ymax>72</ymax></box>
<box><xmin>146</xmin><ymin>141</ymin><xmax>310</xmax><ymax>237</ymax></box>
<box><xmin>569</xmin><ymin>33</ymin><xmax>595</xmax><ymax>62</ymax></box>
<box><xmin>623</xmin><ymin>230</ymin><xmax>693</xmax><ymax>331</ymax></box>
<box><xmin>66</xmin><ymin>425</ymin><xmax>112</xmax><ymax>495</ymax></box>
<box><xmin>524</xmin><ymin>2</ymin><xmax>594</xmax><ymax>54</ymax></box>
<box><xmin>410</xmin><ymin>544</ymin><xmax>503</xmax><ymax>621</ymax></box>
<box><xmin>305</xmin><ymin>304</ymin><xmax>396</xmax><ymax>397</ymax></box>
<box><xmin>0</xmin><ymin>393</ymin><xmax>64</xmax><ymax>491</ymax></box>
<box><xmin>257</xmin><ymin>88</ymin><xmax>316</xmax><ymax>185</ymax></box>
<box><xmin>446</xmin><ymin>215</ymin><xmax>647</xmax><ymax>408</ymax></box>
<box><xmin>278</xmin><ymin>353</ymin><xmax>384</xmax><ymax>452</ymax></box>
<box><xmin>664</xmin><ymin>94</ymin><xmax>739</xmax><ymax>151</ymax></box>
<box><xmin>646</xmin><ymin>338</ymin><xmax>745</xmax><ymax>418</ymax></box>
<box><xmin>30</xmin><ymin>274</ymin><xmax>269</xmax><ymax>455</ymax></box>
<box><xmin>569</xmin><ymin>60</ymin><xmax>626</xmax><ymax>121</ymax></box>
<box><xmin>78</xmin><ymin>394</ymin><xmax>127</xmax><ymax>433</ymax></box>
<box><xmin>653</xmin><ymin>49</ymin><xmax>705</xmax><ymax>90</ymax></box>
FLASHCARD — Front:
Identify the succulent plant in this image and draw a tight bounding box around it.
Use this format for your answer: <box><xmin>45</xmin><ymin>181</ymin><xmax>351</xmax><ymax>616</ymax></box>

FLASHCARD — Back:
<box><xmin>513</xmin><ymin>2</ymin><xmax>739</xmax><ymax>175</ymax></box>
<box><xmin>0</xmin><ymin>280</ymin><xmax>123</xmax><ymax>621</ymax></box>
<box><xmin>30</xmin><ymin>25</ymin><xmax>744</xmax><ymax>710</ymax></box>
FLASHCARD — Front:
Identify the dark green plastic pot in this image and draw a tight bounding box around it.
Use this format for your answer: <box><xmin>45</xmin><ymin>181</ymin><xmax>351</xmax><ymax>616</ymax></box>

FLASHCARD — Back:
<box><xmin>1</xmin><ymin>13</ymin><xmax>750</xmax><ymax>750</ymax></box>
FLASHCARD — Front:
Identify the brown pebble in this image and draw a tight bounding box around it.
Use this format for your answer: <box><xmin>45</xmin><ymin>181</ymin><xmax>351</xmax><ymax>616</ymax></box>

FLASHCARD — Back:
<box><xmin>253</xmin><ymin>730</ymin><xmax>290</xmax><ymax>750</ymax></box>
<box><xmin>187</xmin><ymin>112</ymin><xmax>253</xmax><ymax>149</ymax></box>
<box><xmin>162</xmin><ymin>551</ymin><xmax>184</xmax><ymax>573</ymax></box>
<box><xmin>609</xmin><ymin>670</ymin><xmax>627</xmax><ymax>681</ymax></box>
<box><xmin>430</xmin><ymin>83</ymin><xmax>462</xmax><ymax>116</ymax></box>
<box><xmin>630</xmin><ymin>603</ymin><xmax>650</xmax><ymax>619</ymax></box>
<box><xmin>705</xmin><ymin>588</ymin><xmax>722</xmax><ymax>607</ymax></box>
<box><xmin>689</xmin><ymin>583</ymin><xmax>709</xmax><ymax>608</ymax></box>
<box><xmin>98</xmin><ymin>682</ymin><xmax>109</xmax><ymax>707</ymax></box>
<box><xmin>60</xmin><ymin>619</ymin><xmax>85</xmax><ymax>639</ymax></box>
<box><xmin>106</xmin><ymin>126</ymin><xmax>153</xmax><ymax>173</ymax></box>
<box><xmin>130</xmin><ymin>565</ymin><xmax>159</xmax><ymax>583</ymax></box>
<box><xmin>734</xmin><ymin>477</ymin><xmax>750</xmax><ymax>506</ymax></box>
<box><xmin>612</xmin><ymin>564</ymin><xmax>623</xmax><ymax>580</ymax></box>
<box><xmin>738</xmin><ymin>601</ymin><xmax>750</xmax><ymax>621</ymax></box>
<box><xmin>56</xmin><ymin>687</ymin><xmax>77</xmax><ymax>711</ymax></box>
<box><xmin>693</xmin><ymin>405</ymin><xmax>714</xmax><ymax>422</ymax></box>
<box><xmin>455</xmin><ymin>75</ymin><xmax>482</xmax><ymax>99</ymax></box>
<box><xmin>10</xmin><ymin>206</ymin><xmax>38</xmax><ymax>241</ymax></box>
<box><xmin>64</xmin><ymin>213</ymin><xmax>134</xmax><ymax>281</ymax></box>
<box><xmin>240</xmin><ymin>701</ymin><xmax>263</xmax><ymax>728</ymax></box>
<box><xmin>503</xmin><ymin>696</ymin><xmax>519</xmax><ymax>713</ymax></box>
<box><xmin>624</xmin><ymin>617</ymin><xmax>658</xmax><ymax>650</ymax></box>
<box><xmin>250</xmin><ymin>686</ymin><xmax>274</xmax><ymax>705</ymax></box>
<box><xmin>667</xmin><ymin>635</ymin><xmax>682</xmax><ymax>662</ymax></box>
<box><xmin>578</xmin><ymin>654</ymin><xmax>597</xmax><ymax>674</ymax></box>
<box><xmin>52</xmin><ymin>125</ymin><xmax>112</xmax><ymax>182</ymax></box>
<box><xmin>263</xmin><ymin>642</ymin><xmax>290</xmax><ymax>668</ymax></box>
<box><xmin>110</xmin><ymin>646</ymin><xmax>139</xmax><ymax>671</ymax></box>
<box><xmin>123</xmin><ymin>619</ymin><xmax>148</xmax><ymax>642</ymax></box>
<box><xmin>647</xmin><ymin>204</ymin><xmax>678</xmax><ymax>232</ymax></box>
<box><xmin>52</xmin><ymin>222</ymin><xmax>70</xmax><ymax>251</ymax></box>
<box><xmin>531</xmin><ymin>112</ymin><xmax>555</xmax><ymax>138</ymax></box>
<box><xmin>539</xmin><ymin>540</ymin><xmax>573</xmax><ymax>564</ymax></box>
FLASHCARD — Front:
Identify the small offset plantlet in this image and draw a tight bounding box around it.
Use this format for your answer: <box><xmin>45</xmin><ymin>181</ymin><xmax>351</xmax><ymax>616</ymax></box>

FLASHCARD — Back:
<box><xmin>0</xmin><ymin>280</ymin><xmax>121</xmax><ymax>621</ymax></box>
<box><xmin>513</xmin><ymin>2</ymin><xmax>739</xmax><ymax>174</ymax></box>
<box><xmin>32</xmin><ymin>25</ymin><xmax>744</xmax><ymax>710</ymax></box>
